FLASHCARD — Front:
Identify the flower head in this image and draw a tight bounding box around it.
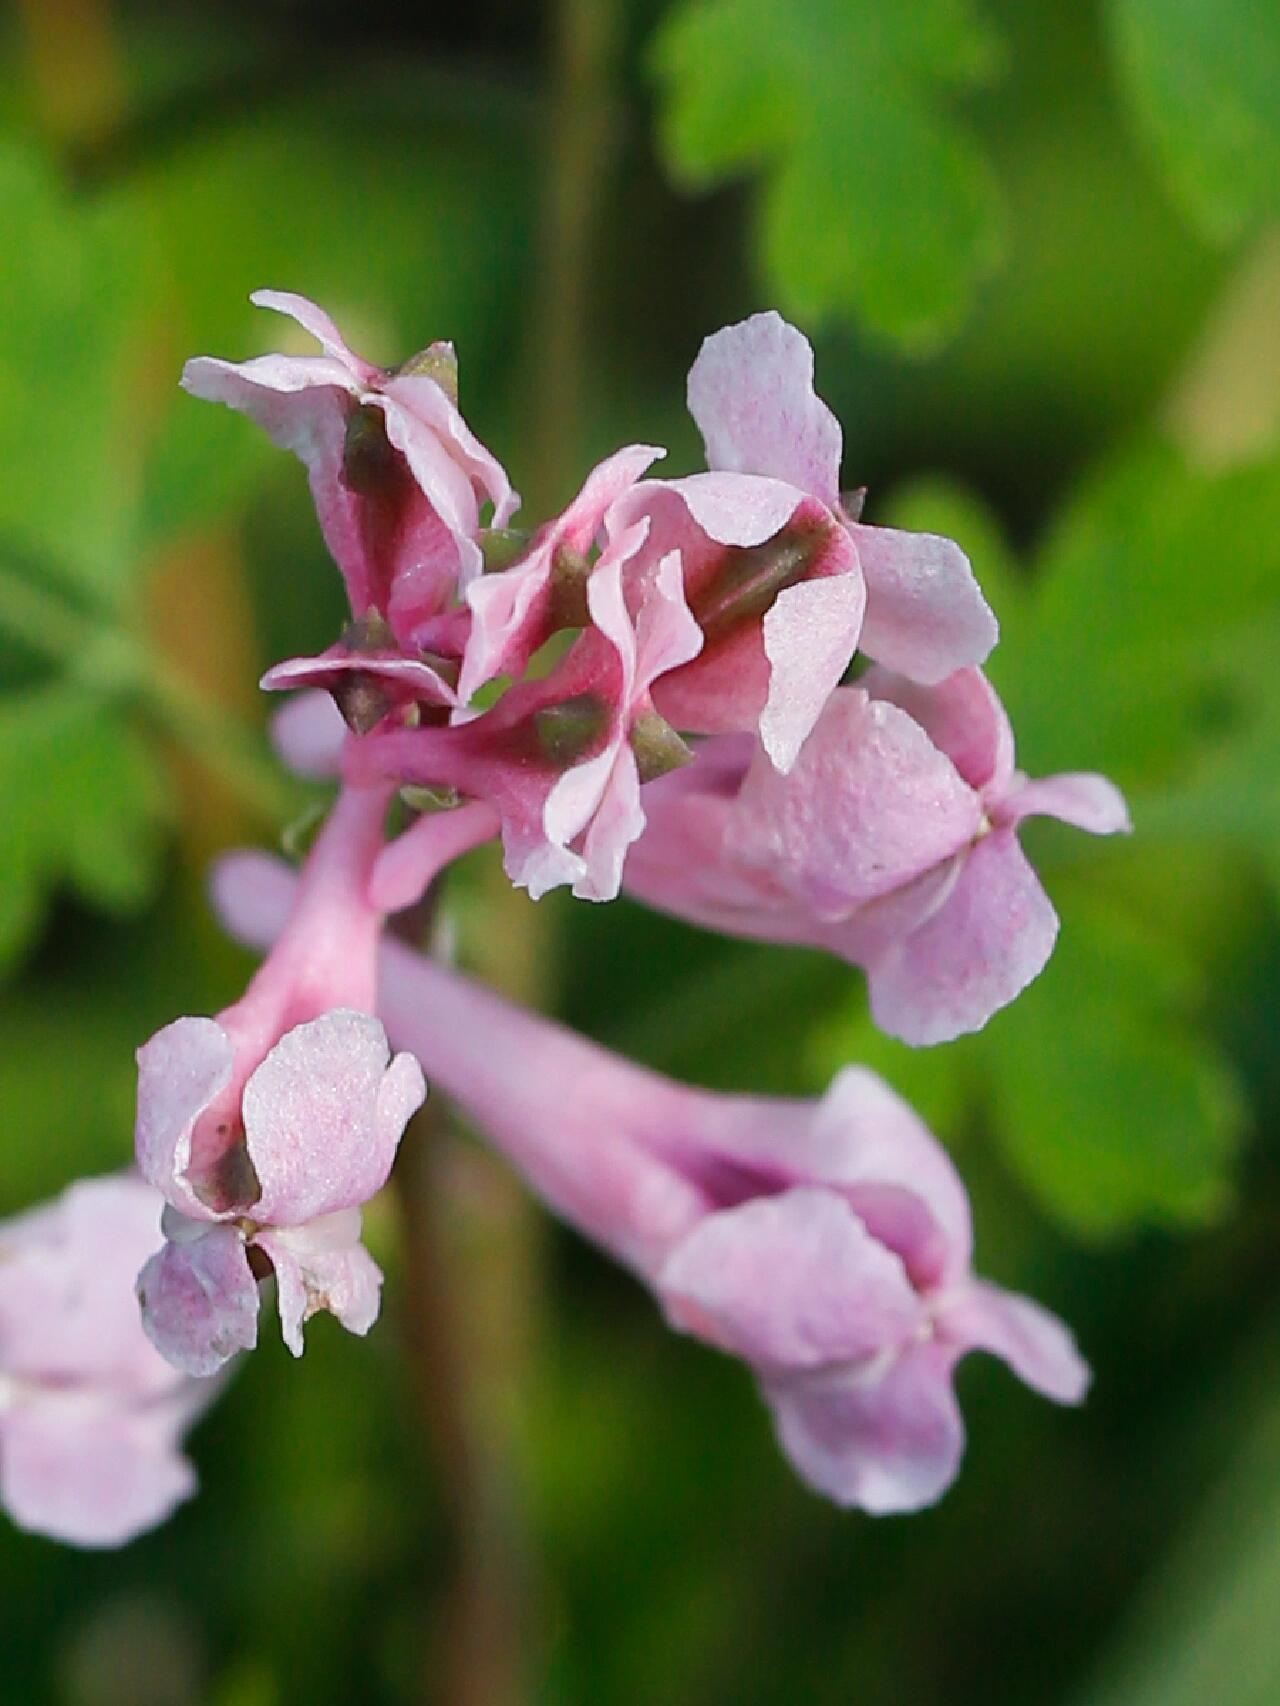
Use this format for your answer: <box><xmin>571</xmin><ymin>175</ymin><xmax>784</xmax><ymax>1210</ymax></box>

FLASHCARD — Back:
<box><xmin>134</xmin><ymin>785</ymin><xmax>426</xmax><ymax>1374</ymax></box>
<box><xmin>183</xmin><ymin>291</ymin><xmax>516</xmax><ymax>643</ymax></box>
<box><xmin>625</xmin><ymin>668</ymin><xmax>1130</xmax><ymax>1042</ymax></box>
<box><xmin>606</xmin><ymin>312</ymin><xmax>997</xmax><ymax>770</ymax></box>
<box><xmin>0</xmin><ymin>1174</ymin><xmax>215</xmax><ymax>1546</ymax></box>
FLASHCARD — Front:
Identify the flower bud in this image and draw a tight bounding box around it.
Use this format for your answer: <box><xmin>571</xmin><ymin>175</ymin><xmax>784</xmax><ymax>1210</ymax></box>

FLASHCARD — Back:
<box><xmin>533</xmin><ymin>691</ymin><xmax>609</xmax><ymax>767</ymax></box>
<box><xmin>394</xmin><ymin>340</ymin><xmax>459</xmax><ymax>402</ymax></box>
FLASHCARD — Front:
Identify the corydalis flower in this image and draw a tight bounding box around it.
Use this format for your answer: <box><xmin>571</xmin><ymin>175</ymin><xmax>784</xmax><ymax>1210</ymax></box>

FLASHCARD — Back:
<box><xmin>354</xmin><ymin>522</ymin><xmax>702</xmax><ymax>901</ymax></box>
<box><xmin>136</xmin><ymin>1009</ymin><xmax>424</xmax><ymax>1376</ymax></box>
<box><xmin>218</xmin><ymin>852</ymin><xmax>1088</xmax><ymax>1514</ymax></box>
<box><xmin>625</xmin><ymin>668</ymin><xmax>1130</xmax><ymax>1044</ymax></box>
<box><xmin>134</xmin><ymin>786</ymin><xmax>425</xmax><ymax>1375</ymax></box>
<box><xmin>183</xmin><ymin>291</ymin><xmax>516</xmax><ymax>643</ymax></box>
<box><xmin>607</xmin><ymin>312</ymin><xmax>998</xmax><ymax>770</ymax></box>
<box><xmin>0</xmin><ymin>1175</ymin><xmax>214</xmax><ymax>1547</ymax></box>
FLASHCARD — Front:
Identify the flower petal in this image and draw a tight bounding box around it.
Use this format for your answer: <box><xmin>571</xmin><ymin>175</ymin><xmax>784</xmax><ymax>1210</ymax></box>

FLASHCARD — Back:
<box><xmin>134</xmin><ymin>1018</ymin><xmax>234</xmax><ymax>1219</ymax></box>
<box><xmin>249</xmin><ymin>288</ymin><xmax>378</xmax><ymax>380</ymax></box>
<box><xmin>934</xmin><ymin>1279</ymin><xmax>1091</xmax><ymax>1403</ymax></box>
<box><xmin>766</xmin><ymin>1342</ymin><xmax>965</xmax><ymax>1514</ymax></box>
<box><xmin>136</xmin><ymin>1225</ymin><xmax>259</xmax><ymax>1378</ymax></box>
<box><xmin>659</xmin><ymin>1186</ymin><xmax>923</xmax><ymax>1370</ymax></box>
<box><xmin>241</xmin><ymin>1011</ymin><xmax>425</xmax><ymax>1225</ymax></box>
<box><xmin>759</xmin><ymin>572</ymin><xmax>867</xmax><ymax>772</ymax></box>
<box><xmin>862</xmin><ymin>666</ymin><xmax>1015</xmax><ymax>795</ymax></box>
<box><xmin>736</xmin><ymin>689</ymin><xmax>982</xmax><ymax>914</ymax></box>
<box><xmin>0</xmin><ymin>1176</ymin><xmax>174</xmax><ymax>1393</ymax></box>
<box><xmin>1003</xmin><ymin>772</ymin><xmax>1132</xmax><ymax>835</ymax></box>
<box><xmin>853</xmin><ymin>524</ymin><xmax>997</xmax><ymax>684</ymax></box>
<box><xmin>0</xmin><ymin>1398</ymin><xmax>196</xmax><ymax>1548</ymax></box>
<box><xmin>270</xmin><ymin>690</ymin><xmax>347</xmax><ymax>780</ymax></box>
<box><xmin>256</xmin><ymin>1214</ymin><xmax>383</xmax><ymax>1358</ymax></box>
<box><xmin>687</xmin><ymin>312</ymin><xmax>843</xmax><ymax>508</ymax></box>
<box><xmin>867</xmin><ymin>828</ymin><xmax>1059</xmax><ymax>1045</ymax></box>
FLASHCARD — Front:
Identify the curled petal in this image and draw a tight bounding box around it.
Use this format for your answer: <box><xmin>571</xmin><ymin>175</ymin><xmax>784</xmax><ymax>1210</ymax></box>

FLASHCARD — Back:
<box><xmin>759</xmin><ymin>571</ymin><xmax>867</xmax><ymax>772</ymax></box>
<box><xmin>659</xmin><ymin>1187</ymin><xmax>923</xmax><ymax>1371</ymax></box>
<box><xmin>137</xmin><ymin>1225</ymin><xmax>260</xmax><ymax>1378</ymax></box>
<box><xmin>867</xmin><ymin>829</ymin><xmax>1060</xmax><ymax>1046</ymax></box>
<box><xmin>853</xmin><ymin>524</ymin><xmax>998</xmax><ymax>685</ymax></box>
<box><xmin>0</xmin><ymin>1398</ymin><xmax>196</xmax><ymax>1549</ymax></box>
<box><xmin>134</xmin><ymin>1018</ymin><xmax>234</xmax><ymax>1219</ymax></box>
<box><xmin>1003</xmin><ymin>772</ymin><xmax>1132</xmax><ymax>835</ymax></box>
<box><xmin>261</xmin><ymin>650</ymin><xmax>457</xmax><ymax>715</ymax></box>
<box><xmin>766</xmin><ymin>1342</ymin><xmax>965</xmax><ymax>1514</ymax></box>
<box><xmin>256</xmin><ymin>1213</ymin><xmax>383</xmax><ymax>1358</ymax></box>
<box><xmin>934</xmin><ymin>1280</ymin><xmax>1090</xmax><ymax>1404</ymax></box>
<box><xmin>249</xmin><ymin>288</ymin><xmax>378</xmax><ymax>381</ymax></box>
<box><xmin>687</xmin><ymin>311</ymin><xmax>843</xmax><ymax>509</ymax></box>
<box><xmin>242</xmin><ymin>1011</ymin><xmax>425</xmax><ymax>1225</ymax></box>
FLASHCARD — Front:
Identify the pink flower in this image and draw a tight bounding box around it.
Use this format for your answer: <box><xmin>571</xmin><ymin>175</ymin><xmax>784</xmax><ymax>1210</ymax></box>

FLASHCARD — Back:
<box><xmin>183</xmin><ymin>291</ymin><xmax>517</xmax><ymax>644</ymax></box>
<box><xmin>0</xmin><ymin>1174</ymin><xmax>215</xmax><ymax>1547</ymax></box>
<box><xmin>353</xmin><ymin>520</ymin><xmax>703</xmax><ymax>901</ymax></box>
<box><xmin>606</xmin><ymin>312</ymin><xmax>997</xmax><ymax>770</ymax></box>
<box><xmin>216</xmin><ymin>852</ymin><xmax>1089</xmax><ymax>1515</ymax></box>
<box><xmin>448</xmin><ymin>443</ymin><xmax>665</xmax><ymax>705</ymax></box>
<box><xmin>625</xmin><ymin>668</ymin><xmax>1130</xmax><ymax>1044</ymax></box>
<box><xmin>134</xmin><ymin>787</ymin><xmax>425</xmax><ymax>1374</ymax></box>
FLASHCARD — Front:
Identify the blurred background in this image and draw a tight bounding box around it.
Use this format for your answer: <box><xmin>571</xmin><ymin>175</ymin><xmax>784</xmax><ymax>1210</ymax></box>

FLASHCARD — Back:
<box><xmin>1</xmin><ymin>0</ymin><xmax>1279</xmax><ymax>1701</ymax></box>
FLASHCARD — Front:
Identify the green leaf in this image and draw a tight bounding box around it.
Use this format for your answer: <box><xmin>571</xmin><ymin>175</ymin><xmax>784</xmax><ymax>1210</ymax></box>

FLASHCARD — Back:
<box><xmin>0</xmin><ymin>684</ymin><xmax>167</xmax><ymax>974</ymax></box>
<box><xmin>0</xmin><ymin>143</ymin><xmax>150</xmax><ymax>606</ymax></box>
<box><xmin>1109</xmin><ymin>0</ymin><xmax>1280</xmax><ymax>243</ymax></box>
<box><xmin>985</xmin><ymin>887</ymin><xmax>1245</xmax><ymax>1235</ymax></box>
<box><xmin>651</xmin><ymin>0</ymin><xmax>1006</xmax><ymax>351</ymax></box>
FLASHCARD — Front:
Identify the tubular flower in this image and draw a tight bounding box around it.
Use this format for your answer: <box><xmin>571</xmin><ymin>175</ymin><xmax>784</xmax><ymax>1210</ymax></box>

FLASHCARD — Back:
<box><xmin>134</xmin><ymin>786</ymin><xmax>425</xmax><ymax>1375</ymax></box>
<box><xmin>624</xmin><ymin>668</ymin><xmax>1130</xmax><ymax>1043</ymax></box>
<box><xmin>0</xmin><ymin>1175</ymin><xmax>216</xmax><ymax>1546</ymax></box>
<box><xmin>217</xmin><ymin>851</ymin><xmax>1089</xmax><ymax>1515</ymax></box>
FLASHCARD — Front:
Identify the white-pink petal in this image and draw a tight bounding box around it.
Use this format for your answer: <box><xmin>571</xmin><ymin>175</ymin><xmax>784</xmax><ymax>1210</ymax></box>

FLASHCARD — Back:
<box><xmin>687</xmin><ymin>311</ymin><xmax>843</xmax><ymax>509</ymax></box>
<box><xmin>136</xmin><ymin>1225</ymin><xmax>260</xmax><ymax>1378</ymax></box>
<box><xmin>134</xmin><ymin>1018</ymin><xmax>235</xmax><ymax>1219</ymax></box>
<box><xmin>660</xmin><ymin>1187</ymin><xmax>923</xmax><ymax>1370</ymax></box>
<box><xmin>0</xmin><ymin>1398</ymin><xmax>196</xmax><ymax>1549</ymax></box>
<box><xmin>1003</xmin><ymin>772</ymin><xmax>1132</xmax><ymax>835</ymax></box>
<box><xmin>867</xmin><ymin>828</ymin><xmax>1060</xmax><ymax>1046</ymax></box>
<box><xmin>934</xmin><ymin>1280</ymin><xmax>1091</xmax><ymax>1404</ymax></box>
<box><xmin>853</xmin><ymin>523</ymin><xmax>998</xmax><ymax>685</ymax></box>
<box><xmin>241</xmin><ymin>1011</ymin><xmax>424</xmax><ymax>1226</ymax></box>
<box><xmin>767</xmin><ymin>1341</ymin><xmax>965</xmax><ymax>1514</ymax></box>
<box><xmin>759</xmin><ymin>574</ymin><xmax>868</xmax><ymax>773</ymax></box>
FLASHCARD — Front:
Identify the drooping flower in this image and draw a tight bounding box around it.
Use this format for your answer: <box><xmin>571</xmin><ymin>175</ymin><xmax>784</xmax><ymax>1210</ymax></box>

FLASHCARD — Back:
<box><xmin>351</xmin><ymin>520</ymin><xmax>703</xmax><ymax>901</ymax></box>
<box><xmin>183</xmin><ymin>291</ymin><xmax>517</xmax><ymax>643</ymax></box>
<box><xmin>604</xmin><ymin>312</ymin><xmax>998</xmax><ymax>770</ymax></box>
<box><xmin>624</xmin><ymin>668</ymin><xmax>1130</xmax><ymax>1044</ymax></box>
<box><xmin>134</xmin><ymin>786</ymin><xmax>425</xmax><ymax>1375</ymax></box>
<box><xmin>217</xmin><ymin>852</ymin><xmax>1089</xmax><ymax>1514</ymax></box>
<box><xmin>0</xmin><ymin>1174</ymin><xmax>216</xmax><ymax>1547</ymax></box>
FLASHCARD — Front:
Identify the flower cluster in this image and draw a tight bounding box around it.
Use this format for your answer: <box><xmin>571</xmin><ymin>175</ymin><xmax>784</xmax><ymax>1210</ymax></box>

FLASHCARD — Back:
<box><xmin>3</xmin><ymin>294</ymin><xmax>1127</xmax><ymax>1547</ymax></box>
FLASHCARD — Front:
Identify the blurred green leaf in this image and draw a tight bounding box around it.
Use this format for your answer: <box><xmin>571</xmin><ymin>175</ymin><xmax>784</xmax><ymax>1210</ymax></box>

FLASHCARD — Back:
<box><xmin>0</xmin><ymin>684</ymin><xmax>166</xmax><ymax>973</ymax></box>
<box><xmin>650</xmin><ymin>0</ymin><xmax>1006</xmax><ymax>351</ymax></box>
<box><xmin>986</xmin><ymin>886</ymin><xmax>1244</xmax><ymax>1235</ymax></box>
<box><xmin>0</xmin><ymin>143</ymin><xmax>150</xmax><ymax>606</ymax></box>
<box><xmin>1108</xmin><ymin>0</ymin><xmax>1280</xmax><ymax>243</ymax></box>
